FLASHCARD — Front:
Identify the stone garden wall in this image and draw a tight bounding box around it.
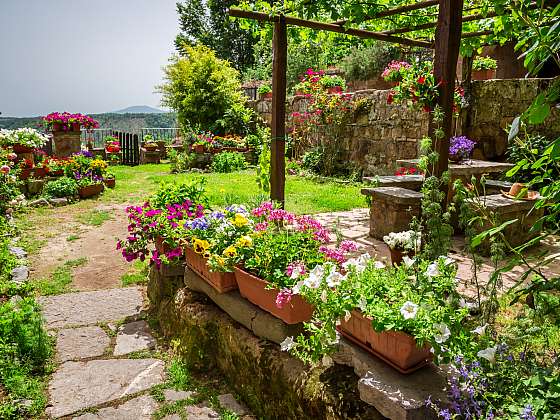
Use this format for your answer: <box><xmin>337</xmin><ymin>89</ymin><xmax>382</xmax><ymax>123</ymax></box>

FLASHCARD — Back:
<box><xmin>249</xmin><ymin>78</ymin><xmax>560</xmax><ymax>175</ymax></box>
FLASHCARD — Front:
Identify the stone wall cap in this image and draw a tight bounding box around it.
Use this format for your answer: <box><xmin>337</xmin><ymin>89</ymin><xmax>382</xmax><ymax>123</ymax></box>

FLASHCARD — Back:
<box><xmin>367</xmin><ymin>187</ymin><xmax>423</xmax><ymax>204</ymax></box>
<box><xmin>471</xmin><ymin>194</ymin><xmax>535</xmax><ymax>212</ymax></box>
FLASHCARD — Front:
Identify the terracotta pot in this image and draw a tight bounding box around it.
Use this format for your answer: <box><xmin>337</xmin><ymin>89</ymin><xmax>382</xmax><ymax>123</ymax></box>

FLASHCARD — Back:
<box><xmin>104</xmin><ymin>178</ymin><xmax>116</xmax><ymax>189</ymax></box>
<box><xmin>509</xmin><ymin>182</ymin><xmax>525</xmax><ymax>197</ymax></box>
<box><xmin>338</xmin><ymin>310</ymin><xmax>432</xmax><ymax>374</ymax></box>
<box><xmin>51</xmin><ymin>169</ymin><xmax>64</xmax><ymax>177</ymax></box>
<box><xmin>12</xmin><ymin>144</ymin><xmax>34</xmax><ymax>154</ymax></box>
<box><xmin>261</xmin><ymin>92</ymin><xmax>272</xmax><ymax>100</ymax></box>
<box><xmin>327</xmin><ymin>86</ymin><xmax>342</xmax><ymax>94</ymax></box>
<box><xmin>472</xmin><ymin>69</ymin><xmax>495</xmax><ymax>80</ymax></box>
<box><xmin>155</xmin><ymin>236</ymin><xmax>172</xmax><ymax>255</ymax></box>
<box><xmin>71</xmin><ymin>122</ymin><xmax>81</xmax><ymax>132</ymax></box>
<box><xmin>51</xmin><ymin>122</ymin><xmax>63</xmax><ymax>132</ymax></box>
<box><xmin>193</xmin><ymin>144</ymin><xmax>205</xmax><ymax>154</ymax></box>
<box><xmin>184</xmin><ymin>246</ymin><xmax>237</xmax><ymax>293</ymax></box>
<box><xmin>78</xmin><ymin>183</ymin><xmax>104</xmax><ymax>199</ymax></box>
<box><xmin>389</xmin><ymin>248</ymin><xmax>414</xmax><ymax>266</ymax></box>
<box><xmin>234</xmin><ymin>267</ymin><xmax>314</xmax><ymax>324</ymax></box>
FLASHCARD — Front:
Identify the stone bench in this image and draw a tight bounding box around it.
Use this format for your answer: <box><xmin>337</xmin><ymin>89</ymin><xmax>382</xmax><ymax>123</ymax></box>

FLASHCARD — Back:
<box><xmin>361</xmin><ymin>187</ymin><xmax>423</xmax><ymax>239</ymax></box>
<box><xmin>363</xmin><ymin>175</ymin><xmax>424</xmax><ymax>191</ymax></box>
<box><xmin>469</xmin><ymin>194</ymin><xmax>543</xmax><ymax>254</ymax></box>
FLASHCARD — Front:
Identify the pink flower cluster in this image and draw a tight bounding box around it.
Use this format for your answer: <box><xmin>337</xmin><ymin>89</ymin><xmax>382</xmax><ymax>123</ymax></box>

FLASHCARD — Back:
<box><xmin>275</xmin><ymin>288</ymin><xmax>293</xmax><ymax>309</ymax></box>
<box><xmin>286</xmin><ymin>261</ymin><xmax>307</xmax><ymax>278</ymax></box>
<box><xmin>319</xmin><ymin>240</ymin><xmax>359</xmax><ymax>264</ymax></box>
<box><xmin>381</xmin><ymin>60</ymin><xmax>411</xmax><ymax>80</ymax></box>
<box><xmin>42</xmin><ymin>112</ymin><xmax>100</xmax><ymax>130</ymax></box>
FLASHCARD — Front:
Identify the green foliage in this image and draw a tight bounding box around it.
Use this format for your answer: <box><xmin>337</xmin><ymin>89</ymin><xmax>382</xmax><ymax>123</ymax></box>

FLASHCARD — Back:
<box><xmin>301</xmin><ymin>148</ymin><xmax>324</xmax><ymax>174</ymax></box>
<box><xmin>211</xmin><ymin>152</ymin><xmax>248</xmax><ymax>173</ymax></box>
<box><xmin>507</xmin><ymin>132</ymin><xmax>557</xmax><ymax>183</ymax></box>
<box><xmin>319</xmin><ymin>75</ymin><xmax>345</xmax><ymax>89</ymax></box>
<box><xmin>338</xmin><ymin>43</ymin><xmax>402</xmax><ymax>81</ymax></box>
<box><xmin>472</xmin><ymin>55</ymin><xmax>498</xmax><ymax>71</ymax></box>
<box><xmin>151</xmin><ymin>178</ymin><xmax>209</xmax><ymax>209</ymax></box>
<box><xmin>77</xmin><ymin>210</ymin><xmax>111</xmax><ymax>227</ymax></box>
<box><xmin>168</xmin><ymin>148</ymin><xmax>197</xmax><ymax>173</ymax></box>
<box><xmin>175</xmin><ymin>0</ymin><xmax>256</xmax><ymax>72</ymax></box>
<box><xmin>158</xmin><ymin>44</ymin><xmax>251</xmax><ymax>135</ymax></box>
<box><xmin>256</xmin><ymin>142</ymin><xmax>270</xmax><ymax>193</ymax></box>
<box><xmin>257</xmin><ymin>84</ymin><xmax>271</xmax><ymax>95</ymax></box>
<box><xmin>43</xmin><ymin>177</ymin><xmax>78</xmax><ymax>198</ymax></box>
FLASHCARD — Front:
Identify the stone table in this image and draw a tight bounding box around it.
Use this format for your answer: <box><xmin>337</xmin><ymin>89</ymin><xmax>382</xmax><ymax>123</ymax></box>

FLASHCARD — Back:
<box><xmin>396</xmin><ymin>159</ymin><xmax>514</xmax><ymax>179</ymax></box>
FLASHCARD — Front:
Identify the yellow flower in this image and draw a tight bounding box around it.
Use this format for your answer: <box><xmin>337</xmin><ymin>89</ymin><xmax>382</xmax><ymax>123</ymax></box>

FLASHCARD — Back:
<box><xmin>223</xmin><ymin>245</ymin><xmax>237</xmax><ymax>258</ymax></box>
<box><xmin>215</xmin><ymin>256</ymin><xmax>226</xmax><ymax>267</ymax></box>
<box><xmin>192</xmin><ymin>238</ymin><xmax>210</xmax><ymax>254</ymax></box>
<box><xmin>236</xmin><ymin>235</ymin><xmax>252</xmax><ymax>248</ymax></box>
<box><xmin>232</xmin><ymin>213</ymin><xmax>248</xmax><ymax>227</ymax></box>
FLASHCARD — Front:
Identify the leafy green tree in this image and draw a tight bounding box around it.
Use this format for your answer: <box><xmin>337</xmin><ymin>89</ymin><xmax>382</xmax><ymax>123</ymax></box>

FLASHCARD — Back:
<box><xmin>175</xmin><ymin>0</ymin><xmax>256</xmax><ymax>72</ymax></box>
<box><xmin>157</xmin><ymin>44</ymin><xmax>252</xmax><ymax>135</ymax></box>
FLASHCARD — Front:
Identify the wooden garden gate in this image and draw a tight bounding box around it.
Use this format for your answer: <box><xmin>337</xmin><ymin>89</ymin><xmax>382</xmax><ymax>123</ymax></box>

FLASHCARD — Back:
<box><xmin>113</xmin><ymin>131</ymin><xmax>140</xmax><ymax>166</ymax></box>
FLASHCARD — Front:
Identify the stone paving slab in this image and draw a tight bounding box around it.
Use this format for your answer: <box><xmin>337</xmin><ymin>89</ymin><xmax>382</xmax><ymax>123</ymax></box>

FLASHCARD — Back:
<box><xmin>46</xmin><ymin>358</ymin><xmax>165</xmax><ymax>418</ymax></box>
<box><xmin>113</xmin><ymin>320</ymin><xmax>156</xmax><ymax>356</ymax></box>
<box><xmin>56</xmin><ymin>326</ymin><xmax>110</xmax><ymax>362</ymax></box>
<box><xmin>40</xmin><ymin>287</ymin><xmax>144</xmax><ymax>329</ymax></box>
<box><xmin>72</xmin><ymin>394</ymin><xmax>158</xmax><ymax>419</ymax></box>
<box><xmin>218</xmin><ymin>393</ymin><xmax>249</xmax><ymax>416</ymax></box>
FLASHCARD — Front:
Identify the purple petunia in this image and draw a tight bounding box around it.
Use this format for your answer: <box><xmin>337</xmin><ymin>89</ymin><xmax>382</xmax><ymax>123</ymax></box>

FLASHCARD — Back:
<box><xmin>449</xmin><ymin>136</ymin><xmax>476</xmax><ymax>159</ymax></box>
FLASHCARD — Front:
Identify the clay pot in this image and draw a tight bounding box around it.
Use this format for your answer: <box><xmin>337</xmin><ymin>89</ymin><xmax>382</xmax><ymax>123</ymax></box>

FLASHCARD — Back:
<box><xmin>184</xmin><ymin>246</ymin><xmax>237</xmax><ymax>293</ymax></box>
<box><xmin>389</xmin><ymin>248</ymin><xmax>414</xmax><ymax>266</ymax></box>
<box><xmin>155</xmin><ymin>236</ymin><xmax>172</xmax><ymax>255</ymax></box>
<box><xmin>12</xmin><ymin>144</ymin><xmax>34</xmax><ymax>154</ymax></box>
<box><xmin>104</xmin><ymin>178</ymin><xmax>116</xmax><ymax>189</ymax></box>
<box><xmin>261</xmin><ymin>92</ymin><xmax>272</xmax><ymax>100</ymax></box>
<box><xmin>327</xmin><ymin>86</ymin><xmax>342</xmax><ymax>94</ymax></box>
<box><xmin>71</xmin><ymin>122</ymin><xmax>81</xmax><ymax>132</ymax></box>
<box><xmin>193</xmin><ymin>144</ymin><xmax>205</xmax><ymax>154</ymax></box>
<box><xmin>472</xmin><ymin>69</ymin><xmax>495</xmax><ymax>80</ymax></box>
<box><xmin>338</xmin><ymin>310</ymin><xmax>432</xmax><ymax>374</ymax></box>
<box><xmin>19</xmin><ymin>168</ymin><xmax>32</xmax><ymax>180</ymax></box>
<box><xmin>51</xmin><ymin>122</ymin><xmax>63</xmax><ymax>132</ymax></box>
<box><xmin>78</xmin><ymin>183</ymin><xmax>104</xmax><ymax>199</ymax></box>
<box><xmin>234</xmin><ymin>267</ymin><xmax>314</xmax><ymax>324</ymax></box>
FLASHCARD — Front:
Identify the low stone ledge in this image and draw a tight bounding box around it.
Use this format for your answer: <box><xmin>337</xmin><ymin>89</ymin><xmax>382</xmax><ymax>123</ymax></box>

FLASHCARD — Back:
<box><xmin>363</xmin><ymin>175</ymin><xmax>424</xmax><ymax>191</ymax></box>
<box><xmin>184</xmin><ymin>268</ymin><xmax>303</xmax><ymax>345</ymax></box>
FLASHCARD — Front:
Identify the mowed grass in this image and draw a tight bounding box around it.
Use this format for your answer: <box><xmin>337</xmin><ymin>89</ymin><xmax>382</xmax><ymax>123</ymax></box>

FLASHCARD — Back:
<box><xmin>103</xmin><ymin>164</ymin><xmax>366</xmax><ymax>214</ymax></box>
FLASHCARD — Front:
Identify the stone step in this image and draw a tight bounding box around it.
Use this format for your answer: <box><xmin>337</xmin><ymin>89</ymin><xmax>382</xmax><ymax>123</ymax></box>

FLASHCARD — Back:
<box><xmin>363</xmin><ymin>175</ymin><xmax>424</xmax><ymax>191</ymax></box>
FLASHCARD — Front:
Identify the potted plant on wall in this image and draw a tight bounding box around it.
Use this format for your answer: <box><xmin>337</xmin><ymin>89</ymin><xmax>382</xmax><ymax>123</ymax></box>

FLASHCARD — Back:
<box><xmin>319</xmin><ymin>75</ymin><xmax>346</xmax><ymax>94</ymax></box>
<box><xmin>383</xmin><ymin>230</ymin><xmax>420</xmax><ymax>266</ymax></box>
<box><xmin>381</xmin><ymin>60</ymin><xmax>412</xmax><ymax>86</ymax></box>
<box><xmin>257</xmin><ymin>84</ymin><xmax>273</xmax><ymax>100</ymax></box>
<box><xmin>143</xmin><ymin>134</ymin><xmax>159</xmax><ymax>151</ymax></box>
<box><xmin>0</xmin><ymin>128</ymin><xmax>49</xmax><ymax>154</ymax></box>
<box><xmin>192</xmin><ymin>133</ymin><xmax>213</xmax><ymax>153</ymax></box>
<box><xmin>449</xmin><ymin>135</ymin><xmax>476</xmax><ymax>163</ymax></box>
<box><xmin>472</xmin><ymin>56</ymin><xmax>497</xmax><ymax>80</ymax></box>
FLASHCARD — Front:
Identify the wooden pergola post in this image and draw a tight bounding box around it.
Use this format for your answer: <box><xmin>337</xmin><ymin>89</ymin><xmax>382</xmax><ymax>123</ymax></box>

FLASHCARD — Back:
<box><xmin>430</xmin><ymin>0</ymin><xmax>464</xmax><ymax>178</ymax></box>
<box><xmin>270</xmin><ymin>15</ymin><xmax>288</xmax><ymax>207</ymax></box>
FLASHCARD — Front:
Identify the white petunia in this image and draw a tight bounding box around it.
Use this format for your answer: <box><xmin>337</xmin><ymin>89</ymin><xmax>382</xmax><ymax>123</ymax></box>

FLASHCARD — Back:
<box><xmin>342</xmin><ymin>258</ymin><xmax>357</xmax><ymax>270</ymax></box>
<box><xmin>291</xmin><ymin>280</ymin><xmax>304</xmax><ymax>295</ymax></box>
<box><xmin>280</xmin><ymin>336</ymin><xmax>295</xmax><ymax>352</ymax></box>
<box><xmin>303</xmin><ymin>265</ymin><xmax>325</xmax><ymax>289</ymax></box>
<box><xmin>471</xmin><ymin>324</ymin><xmax>488</xmax><ymax>335</ymax></box>
<box><xmin>477</xmin><ymin>346</ymin><xmax>497</xmax><ymax>363</ymax></box>
<box><xmin>425</xmin><ymin>262</ymin><xmax>440</xmax><ymax>278</ymax></box>
<box><xmin>433</xmin><ymin>323</ymin><xmax>451</xmax><ymax>343</ymax></box>
<box><xmin>402</xmin><ymin>256</ymin><xmax>416</xmax><ymax>267</ymax></box>
<box><xmin>358</xmin><ymin>297</ymin><xmax>367</xmax><ymax>312</ymax></box>
<box><xmin>326</xmin><ymin>270</ymin><xmax>346</xmax><ymax>288</ymax></box>
<box><xmin>400</xmin><ymin>301</ymin><xmax>419</xmax><ymax>320</ymax></box>
<box><xmin>374</xmin><ymin>261</ymin><xmax>386</xmax><ymax>269</ymax></box>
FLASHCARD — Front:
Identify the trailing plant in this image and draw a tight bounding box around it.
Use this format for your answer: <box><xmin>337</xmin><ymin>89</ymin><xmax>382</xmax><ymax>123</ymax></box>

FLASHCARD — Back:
<box><xmin>211</xmin><ymin>152</ymin><xmax>248</xmax><ymax>173</ymax></box>
<box><xmin>0</xmin><ymin>128</ymin><xmax>49</xmax><ymax>149</ymax></box>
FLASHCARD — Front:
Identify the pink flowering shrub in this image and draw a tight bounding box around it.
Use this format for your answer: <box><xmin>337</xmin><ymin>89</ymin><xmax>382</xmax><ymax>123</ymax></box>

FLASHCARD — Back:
<box><xmin>42</xmin><ymin>112</ymin><xmax>100</xmax><ymax>131</ymax></box>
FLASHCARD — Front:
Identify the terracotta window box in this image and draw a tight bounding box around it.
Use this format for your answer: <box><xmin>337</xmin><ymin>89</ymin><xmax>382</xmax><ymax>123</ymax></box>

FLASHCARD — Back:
<box><xmin>78</xmin><ymin>183</ymin><xmax>104</xmax><ymax>199</ymax></box>
<box><xmin>184</xmin><ymin>246</ymin><xmax>237</xmax><ymax>293</ymax></box>
<box><xmin>337</xmin><ymin>310</ymin><xmax>432</xmax><ymax>374</ymax></box>
<box><xmin>233</xmin><ymin>267</ymin><xmax>314</xmax><ymax>324</ymax></box>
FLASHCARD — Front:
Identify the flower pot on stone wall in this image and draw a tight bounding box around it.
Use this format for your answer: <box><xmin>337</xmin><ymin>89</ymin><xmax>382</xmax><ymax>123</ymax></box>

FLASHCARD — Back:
<box><xmin>31</xmin><ymin>167</ymin><xmax>47</xmax><ymax>179</ymax></box>
<box><xmin>472</xmin><ymin>69</ymin><xmax>495</xmax><ymax>80</ymax></box>
<box><xmin>51</xmin><ymin>122</ymin><xmax>63</xmax><ymax>132</ymax></box>
<box><xmin>234</xmin><ymin>267</ymin><xmax>314</xmax><ymax>324</ymax></box>
<box><xmin>78</xmin><ymin>183</ymin><xmax>104</xmax><ymax>199</ymax></box>
<box><xmin>184</xmin><ymin>246</ymin><xmax>237</xmax><ymax>293</ymax></box>
<box><xmin>337</xmin><ymin>310</ymin><xmax>432</xmax><ymax>374</ymax></box>
<box><xmin>19</xmin><ymin>168</ymin><xmax>32</xmax><ymax>180</ymax></box>
<box><xmin>71</xmin><ymin>122</ymin><xmax>81</xmax><ymax>132</ymax></box>
<box><xmin>261</xmin><ymin>92</ymin><xmax>273</xmax><ymax>100</ymax></box>
<box><xmin>12</xmin><ymin>144</ymin><xmax>34</xmax><ymax>154</ymax></box>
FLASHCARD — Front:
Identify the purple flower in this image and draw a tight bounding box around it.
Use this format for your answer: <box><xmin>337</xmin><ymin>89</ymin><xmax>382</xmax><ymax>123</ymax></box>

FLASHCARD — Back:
<box><xmin>449</xmin><ymin>136</ymin><xmax>476</xmax><ymax>159</ymax></box>
<box><xmin>520</xmin><ymin>404</ymin><xmax>536</xmax><ymax>420</ymax></box>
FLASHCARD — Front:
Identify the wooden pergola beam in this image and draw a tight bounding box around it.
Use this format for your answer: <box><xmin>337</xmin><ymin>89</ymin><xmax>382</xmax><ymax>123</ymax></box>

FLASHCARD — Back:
<box><xmin>229</xmin><ymin>8</ymin><xmax>434</xmax><ymax>49</ymax></box>
<box><xmin>332</xmin><ymin>0</ymin><xmax>439</xmax><ymax>26</ymax></box>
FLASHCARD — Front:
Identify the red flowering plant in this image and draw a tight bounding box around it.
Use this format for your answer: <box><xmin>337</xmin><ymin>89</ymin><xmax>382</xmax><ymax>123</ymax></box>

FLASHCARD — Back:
<box><xmin>104</xmin><ymin>136</ymin><xmax>121</xmax><ymax>163</ymax></box>
<box><xmin>387</xmin><ymin>62</ymin><xmax>465</xmax><ymax>114</ymax></box>
<box><xmin>395</xmin><ymin>166</ymin><xmax>424</xmax><ymax>176</ymax></box>
<box><xmin>42</xmin><ymin>112</ymin><xmax>100</xmax><ymax>131</ymax></box>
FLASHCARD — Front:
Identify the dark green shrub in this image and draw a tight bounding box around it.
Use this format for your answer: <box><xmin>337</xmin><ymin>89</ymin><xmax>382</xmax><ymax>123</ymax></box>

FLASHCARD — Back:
<box><xmin>150</xmin><ymin>178</ymin><xmax>208</xmax><ymax>208</ymax></box>
<box><xmin>43</xmin><ymin>177</ymin><xmax>78</xmax><ymax>198</ymax></box>
<box><xmin>211</xmin><ymin>152</ymin><xmax>248</xmax><ymax>173</ymax></box>
<box><xmin>302</xmin><ymin>148</ymin><xmax>325</xmax><ymax>174</ymax></box>
<box><xmin>339</xmin><ymin>43</ymin><xmax>401</xmax><ymax>81</ymax></box>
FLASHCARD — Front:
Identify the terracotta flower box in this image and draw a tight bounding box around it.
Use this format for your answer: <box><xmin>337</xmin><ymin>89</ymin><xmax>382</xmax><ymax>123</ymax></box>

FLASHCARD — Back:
<box><xmin>337</xmin><ymin>310</ymin><xmax>432</xmax><ymax>374</ymax></box>
<box><xmin>234</xmin><ymin>267</ymin><xmax>314</xmax><ymax>324</ymax></box>
<box><xmin>12</xmin><ymin>144</ymin><xmax>34</xmax><ymax>154</ymax></box>
<box><xmin>78</xmin><ymin>183</ymin><xmax>104</xmax><ymax>199</ymax></box>
<box><xmin>184</xmin><ymin>246</ymin><xmax>237</xmax><ymax>293</ymax></box>
<box><xmin>472</xmin><ymin>69</ymin><xmax>495</xmax><ymax>80</ymax></box>
<box><xmin>104</xmin><ymin>178</ymin><xmax>116</xmax><ymax>189</ymax></box>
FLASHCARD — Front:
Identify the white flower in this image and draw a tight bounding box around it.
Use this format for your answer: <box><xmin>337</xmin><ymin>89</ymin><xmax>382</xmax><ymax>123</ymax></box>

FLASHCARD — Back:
<box><xmin>357</xmin><ymin>253</ymin><xmax>371</xmax><ymax>264</ymax></box>
<box><xmin>439</xmin><ymin>255</ymin><xmax>455</xmax><ymax>266</ymax></box>
<box><xmin>342</xmin><ymin>258</ymin><xmax>357</xmax><ymax>270</ymax></box>
<box><xmin>326</xmin><ymin>270</ymin><xmax>345</xmax><ymax>288</ymax></box>
<box><xmin>320</xmin><ymin>289</ymin><xmax>328</xmax><ymax>302</ymax></box>
<box><xmin>425</xmin><ymin>262</ymin><xmax>440</xmax><ymax>278</ymax></box>
<box><xmin>477</xmin><ymin>346</ymin><xmax>497</xmax><ymax>363</ymax></box>
<box><xmin>374</xmin><ymin>261</ymin><xmax>386</xmax><ymax>269</ymax></box>
<box><xmin>471</xmin><ymin>324</ymin><xmax>488</xmax><ymax>335</ymax></box>
<box><xmin>322</xmin><ymin>355</ymin><xmax>333</xmax><ymax>367</ymax></box>
<box><xmin>291</xmin><ymin>280</ymin><xmax>304</xmax><ymax>295</ymax></box>
<box><xmin>433</xmin><ymin>323</ymin><xmax>451</xmax><ymax>343</ymax></box>
<box><xmin>383</xmin><ymin>230</ymin><xmax>419</xmax><ymax>250</ymax></box>
<box><xmin>303</xmin><ymin>265</ymin><xmax>324</xmax><ymax>289</ymax></box>
<box><xmin>280</xmin><ymin>336</ymin><xmax>295</xmax><ymax>352</ymax></box>
<box><xmin>402</xmin><ymin>256</ymin><xmax>416</xmax><ymax>267</ymax></box>
<box><xmin>344</xmin><ymin>310</ymin><xmax>352</xmax><ymax>322</ymax></box>
<box><xmin>400</xmin><ymin>301</ymin><xmax>419</xmax><ymax>319</ymax></box>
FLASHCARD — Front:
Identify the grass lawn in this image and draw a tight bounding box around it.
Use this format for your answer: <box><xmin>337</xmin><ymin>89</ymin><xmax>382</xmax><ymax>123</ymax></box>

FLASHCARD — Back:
<box><xmin>102</xmin><ymin>164</ymin><xmax>367</xmax><ymax>214</ymax></box>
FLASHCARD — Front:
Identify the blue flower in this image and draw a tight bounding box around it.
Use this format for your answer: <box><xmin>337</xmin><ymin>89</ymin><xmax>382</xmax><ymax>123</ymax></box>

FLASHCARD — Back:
<box><xmin>210</xmin><ymin>211</ymin><xmax>225</xmax><ymax>220</ymax></box>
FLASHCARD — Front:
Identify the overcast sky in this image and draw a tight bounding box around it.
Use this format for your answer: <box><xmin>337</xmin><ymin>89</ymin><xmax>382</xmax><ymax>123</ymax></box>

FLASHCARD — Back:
<box><xmin>0</xmin><ymin>0</ymin><xmax>179</xmax><ymax>117</ymax></box>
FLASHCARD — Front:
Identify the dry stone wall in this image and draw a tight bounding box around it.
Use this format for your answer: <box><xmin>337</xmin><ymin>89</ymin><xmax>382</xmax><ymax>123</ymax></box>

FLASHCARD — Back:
<box><xmin>249</xmin><ymin>78</ymin><xmax>560</xmax><ymax>176</ymax></box>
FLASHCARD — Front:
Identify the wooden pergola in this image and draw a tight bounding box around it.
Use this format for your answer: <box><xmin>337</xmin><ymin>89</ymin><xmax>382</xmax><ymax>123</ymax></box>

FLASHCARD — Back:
<box><xmin>229</xmin><ymin>0</ymin><xmax>502</xmax><ymax>206</ymax></box>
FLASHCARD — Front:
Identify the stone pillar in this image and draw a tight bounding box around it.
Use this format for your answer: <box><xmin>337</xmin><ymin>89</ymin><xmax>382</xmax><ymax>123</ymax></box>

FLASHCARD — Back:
<box><xmin>52</xmin><ymin>131</ymin><xmax>82</xmax><ymax>157</ymax></box>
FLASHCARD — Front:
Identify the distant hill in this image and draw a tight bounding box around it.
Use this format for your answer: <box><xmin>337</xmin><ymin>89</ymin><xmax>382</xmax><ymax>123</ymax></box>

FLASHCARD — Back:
<box><xmin>0</xmin><ymin>112</ymin><xmax>177</xmax><ymax>131</ymax></box>
<box><xmin>112</xmin><ymin>105</ymin><xmax>166</xmax><ymax>114</ymax></box>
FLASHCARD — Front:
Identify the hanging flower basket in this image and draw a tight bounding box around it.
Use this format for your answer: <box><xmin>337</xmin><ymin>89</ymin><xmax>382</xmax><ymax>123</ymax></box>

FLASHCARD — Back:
<box><xmin>185</xmin><ymin>246</ymin><xmax>237</xmax><ymax>293</ymax></box>
<box><xmin>337</xmin><ymin>310</ymin><xmax>432</xmax><ymax>374</ymax></box>
<box><xmin>78</xmin><ymin>183</ymin><xmax>104</xmax><ymax>199</ymax></box>
<box><xmin>233</xmin><ymin>267</ymin><xmax>314</xmax><ymax>324</ymax></box>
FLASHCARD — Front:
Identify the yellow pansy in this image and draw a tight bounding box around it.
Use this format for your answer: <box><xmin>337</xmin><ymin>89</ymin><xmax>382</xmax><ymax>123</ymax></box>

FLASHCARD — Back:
<box><xmin>192</xmin><ymin>238</ymin><xmax>210</xmax><ymax>254</ymax></box>
<box><xmin>232</xmin><ymin>213</ymin><xmax>249</xmax><ymax>227</ymax></box>
<box><xmin>223</xmin><ymin>245</ymin><xmax>237</xmax><ymax>257</ymax></box>
<box><xmin>236</xmin><ymin>235</ymin><xmax>252</xmax><ymax>248</ymax></box>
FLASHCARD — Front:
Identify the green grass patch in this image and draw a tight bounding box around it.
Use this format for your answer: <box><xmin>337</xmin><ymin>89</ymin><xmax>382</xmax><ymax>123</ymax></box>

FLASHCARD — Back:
<box><xmin>77</xmin><ymin>209</ymin><xmax>111</xmax><ymax>227</ymax></box>
<box><xmin>33</xmin><ymin>257</ymin><xmax>88</xmax><ymax>295</ymax></box>
<box><xmin>66</xmin><ymin>234</ymin><xmax>80</xmax><ymax>242</ymax></box>
<box><xmin>121</xmin><ymin>260</ymin><xmax>149</xmax><ymax>287</ymax></box>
